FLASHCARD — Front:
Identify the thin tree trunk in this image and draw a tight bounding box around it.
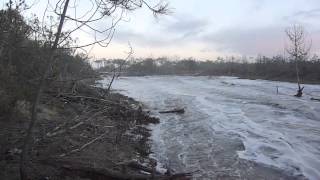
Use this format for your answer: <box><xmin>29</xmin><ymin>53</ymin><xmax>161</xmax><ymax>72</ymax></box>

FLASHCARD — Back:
<box><xmin>295</xmin><ymin>60</ymin><xmax>301</xmax><ymax>89</ymax></box>
<box><xmin>19</xmin><ymin>1</ymin><xmax>70</xmax><ymax>179</ymax></box>
<box><xmin>107</xmin><ymin>70</ymin><xmax>116</xmax><ymax>92</ymax></box>
<box><xmin>294</xmin><ymin>32</ymin><xmax>301</xmax><ymax>90</ymax></box>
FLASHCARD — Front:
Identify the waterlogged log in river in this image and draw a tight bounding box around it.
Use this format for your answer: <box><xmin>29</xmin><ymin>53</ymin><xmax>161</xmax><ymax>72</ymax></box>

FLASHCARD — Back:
<box><xmin>101</xmin><ymin>76</ymin><xmax>320</xmax><ymax>180</ymax></box>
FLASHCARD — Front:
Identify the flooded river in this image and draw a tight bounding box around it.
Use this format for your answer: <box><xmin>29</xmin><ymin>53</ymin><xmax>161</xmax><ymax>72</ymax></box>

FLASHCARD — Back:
<box><xmin>102</xmin><ymin>76</ymin><xmax>320</xmax><ymax>180</ymax></box>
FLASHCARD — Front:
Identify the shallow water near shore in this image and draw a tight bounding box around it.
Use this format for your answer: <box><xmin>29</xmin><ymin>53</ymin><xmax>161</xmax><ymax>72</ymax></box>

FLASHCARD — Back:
<box><xmin>103</xmin><ymin>76</ymin><xmax>320</xmax><ymax>180</ymax></box>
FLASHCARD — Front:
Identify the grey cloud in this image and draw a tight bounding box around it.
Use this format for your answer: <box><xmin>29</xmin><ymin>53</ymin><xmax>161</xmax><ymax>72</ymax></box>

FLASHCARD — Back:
<box><xmin>113</xmin><ymin>23</ymin><xmax>289</xmax><ymax>56</ymax></box>
<box><xmin>292</xmin><ymin>8</ymin><xmax>320</xmax><ymax>19</ymax></box>
<box><xmin>163</xmin><ymin>14</ymin><xmax>209</xmax><ymax>39</ymax></box>
<box><xmin>202</xmin><ymin>26</ymin><xmax>286</xmax><ymax>55</ymax></box>
<box><xmin>284</xmin><ymin>8</ymin><xmax>320</xmax><ymax>26</ymax></box>
<box><xmin>111</xmin><ymin>13</ymin><xmax>311</xmax><ymax>56</ymax></box>
<box><xmin>112</xmin><ymin>14</ymin><xmax>209</xmax><ymax>47</ymax></box>
<box><xmin>250</xmin><ymin>0</ymin><xmax>265</xmax><ymax>11</ymax></box>
<box><xmin>113</xmin><ymin>30</ymin><xmax>170</xmax><ymax>47</ymax></box>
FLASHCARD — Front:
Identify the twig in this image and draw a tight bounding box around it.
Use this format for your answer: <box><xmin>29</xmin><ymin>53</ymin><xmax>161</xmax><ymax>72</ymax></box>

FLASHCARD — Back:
<box><xmin>60</xmin><ymin>94</ymin><xmax>118</xmax><ymax>104</ymax></box>
<box><xmin>60</xmin><ymin>131</ymin><xmax>108</xmax><ymax>157</ymax></box>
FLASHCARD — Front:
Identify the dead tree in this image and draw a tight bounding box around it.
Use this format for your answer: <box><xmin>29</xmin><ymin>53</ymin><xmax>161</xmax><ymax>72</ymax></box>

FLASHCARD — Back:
<box><xmin>19</xmin><ymin>1</ymin><xmax>71</xmax><ymax>179</ymax></box>
<box><xmin>285</xmin><ymin>25</ymin><xmax>311</xmax><ymax>97</ymax></box>
<box><xmin>105</xmin><ymin>43</ymin><xmax>133</xmax><ymax>94</ymax></box>
<box><xmin>18</xmin><ymin>0</ymin><xmax>169</xmax><ymax>180</ymax></box>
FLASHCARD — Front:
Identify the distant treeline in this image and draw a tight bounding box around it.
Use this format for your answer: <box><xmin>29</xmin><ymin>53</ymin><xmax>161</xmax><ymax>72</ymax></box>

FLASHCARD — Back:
<box><xmin>97</xmin><ymin>56</ymin><xmax>320</xmax><ymax>83</ymax></box>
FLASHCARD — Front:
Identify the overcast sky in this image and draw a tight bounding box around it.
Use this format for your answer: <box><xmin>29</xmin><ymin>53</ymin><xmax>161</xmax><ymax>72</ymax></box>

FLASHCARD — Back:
<box><xmin>4</xmin><ymin>0</ymin><xmax>320</xmax><ymax>60</ymax></box>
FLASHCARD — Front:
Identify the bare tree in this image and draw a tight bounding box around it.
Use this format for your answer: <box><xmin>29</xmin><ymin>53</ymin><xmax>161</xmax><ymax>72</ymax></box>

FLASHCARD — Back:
<box><xmin>105</xmin><ymin>42</ymin><xmax>133</xmax><ymax>94</ymax></box>
<box><xmin>19</xmin><ymin>1</ymin><xmax>71</xmax><ymax>179</ymax></box>
<box><xmin>18</xmin><ymin>0</ymin><xmax>169</xmax><ymax>179</ymax></box>
<box><xmin>285</xmin><ymin>25</ymin><xmax>311</xmax><ymax>97</ymax></box>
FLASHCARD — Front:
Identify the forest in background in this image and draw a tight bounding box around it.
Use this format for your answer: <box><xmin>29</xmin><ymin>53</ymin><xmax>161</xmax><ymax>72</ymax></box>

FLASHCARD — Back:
<box><xmin>97</xmin><ymin>55</ymin><xmax>320</xmax><ymax>83</ymax></box>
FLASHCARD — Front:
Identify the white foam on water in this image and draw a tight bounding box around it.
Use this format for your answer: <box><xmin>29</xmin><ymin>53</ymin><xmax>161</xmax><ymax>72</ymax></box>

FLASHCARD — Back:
<box><xmin>101</xmin><ymin>76</ymin><xmax>320</xmax><ymax>180</ymax></box>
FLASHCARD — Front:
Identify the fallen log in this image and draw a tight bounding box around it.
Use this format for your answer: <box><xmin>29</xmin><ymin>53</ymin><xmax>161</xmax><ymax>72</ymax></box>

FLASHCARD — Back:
<box><xmin>46</xmin><ymin>122</ymin><xmax>84</xmax><ymax>137</ymax></box>
<box><xmin>42</xmin><ymin>158</ymin><xmax>192</xmax><ymax>180</ymax></box>
<box><xmin>159</xmin><ymin>108</ymin><xmax>185</xmax><ymax>114</ymax></box>
<box><xmin>60</xmin><ymin>131</ymin><xmax>108</xmax><ymax>157</ymax></box>
<box><xmin>126</xmin><ymin>161</ymin><xmax>162</xmax><ymax>175</ymax></box>
<box><xmin>311</xmin><ymin>97</ymin><xmax>320</xmax><ymax>102</ymax></box>
<box><xmin>58</xmin><ymin>94</ymin><xmax>124</xmax><ymax>107</ymax></box>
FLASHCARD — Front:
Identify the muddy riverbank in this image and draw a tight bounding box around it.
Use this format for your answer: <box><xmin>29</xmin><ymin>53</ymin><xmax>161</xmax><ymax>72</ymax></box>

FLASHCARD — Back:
<box><xmin>0</xmin><ymin>81</ymin><xmax>190</xmax><ymax>180</ymax></box>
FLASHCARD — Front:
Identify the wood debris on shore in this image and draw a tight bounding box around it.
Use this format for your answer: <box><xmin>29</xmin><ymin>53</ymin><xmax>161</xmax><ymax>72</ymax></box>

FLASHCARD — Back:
<box><xmin>159</xmin><ymin>108</ymin><xmax>185</xmax><ymax>114</ymax></box>
<box><xmin>0</xmin><ymin>80</ymin><xmax>192</xmax><ymax>180</ymax></box>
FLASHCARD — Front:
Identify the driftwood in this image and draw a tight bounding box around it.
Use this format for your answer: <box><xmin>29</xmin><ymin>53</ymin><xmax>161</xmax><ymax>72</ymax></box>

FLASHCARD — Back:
<box><xmin>294</xmin><ymin>86</ymin><xmax>304</xmax><ymax>97</ymax></box>
<box><xmin>59</xmin><ymin>94</ymin><xmax>117</xmax><ymax>104</ymax></box>
<box><xmin>126</xmin><ymin>161</ymin><xmax>162</xmax><ymax>175</ymax></box>
<box><xmin>311</xmin><ymin>97</ymin><xmax>320</xmax><ymax>102</ymax></box>
<box><xmin>43</xmin><ymin>158</ymin><xmax>192</xmax><ymax>180</ymax></box>
<box><xmin>60</xmin><ymin>131</ymin><xmax>108</xmax><ymax>157</ymax></box>
<box><xmin>159</xmin><ymin>108</ymin><xmax>185</xmax><ymax>114</ymax></box>
<box><xmin>46</xmin><ymin>122</ymin><xmax>84</xmax><ymax>137</ymax></box>
<box><xmin>45</xmin><ymin>107</ymin><xmax>112</xmax><ymax>138</ymax></box>
<box><xmin>58</xmin><ymin>94</ymin><xmax>131</xmax><ymax>110</ymax></box>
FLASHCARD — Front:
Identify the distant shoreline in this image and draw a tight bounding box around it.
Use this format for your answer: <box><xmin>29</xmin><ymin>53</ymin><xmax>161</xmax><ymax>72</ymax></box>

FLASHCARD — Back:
<box><xmin>119</xmin><ymin>73</ymin><xmax>320</xmax><ymax>85</ymax></box>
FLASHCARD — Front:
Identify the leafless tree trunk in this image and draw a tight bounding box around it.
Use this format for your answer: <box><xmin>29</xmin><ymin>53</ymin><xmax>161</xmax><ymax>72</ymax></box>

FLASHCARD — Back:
<box><xmin>105</xmin><ymin>43</ymin><xmax>133</xmax><ymax>94</ymax></box>
<box><xmin>19</xmin><ymin>1</ymin><xmax>70</xmax><ymax>179</ymax></box>
<box><xmin>285</xmin><ymin>25</ymin><xmax>311</xmax><ymax>97</ymax></box>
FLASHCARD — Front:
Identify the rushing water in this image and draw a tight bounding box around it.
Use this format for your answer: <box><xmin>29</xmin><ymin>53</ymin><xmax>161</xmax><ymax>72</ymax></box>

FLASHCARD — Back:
<box><xmin>101</xmin><ymin>76</ymin><xmax>320</xmax><ymax>180</ymax></box>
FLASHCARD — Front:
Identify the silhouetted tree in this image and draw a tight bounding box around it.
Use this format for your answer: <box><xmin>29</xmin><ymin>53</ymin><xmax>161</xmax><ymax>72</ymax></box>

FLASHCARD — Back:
<box><xmin>285</xmin><ymin>25</ymin><xmax>311</xmax><ymax>97</ymax></box>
